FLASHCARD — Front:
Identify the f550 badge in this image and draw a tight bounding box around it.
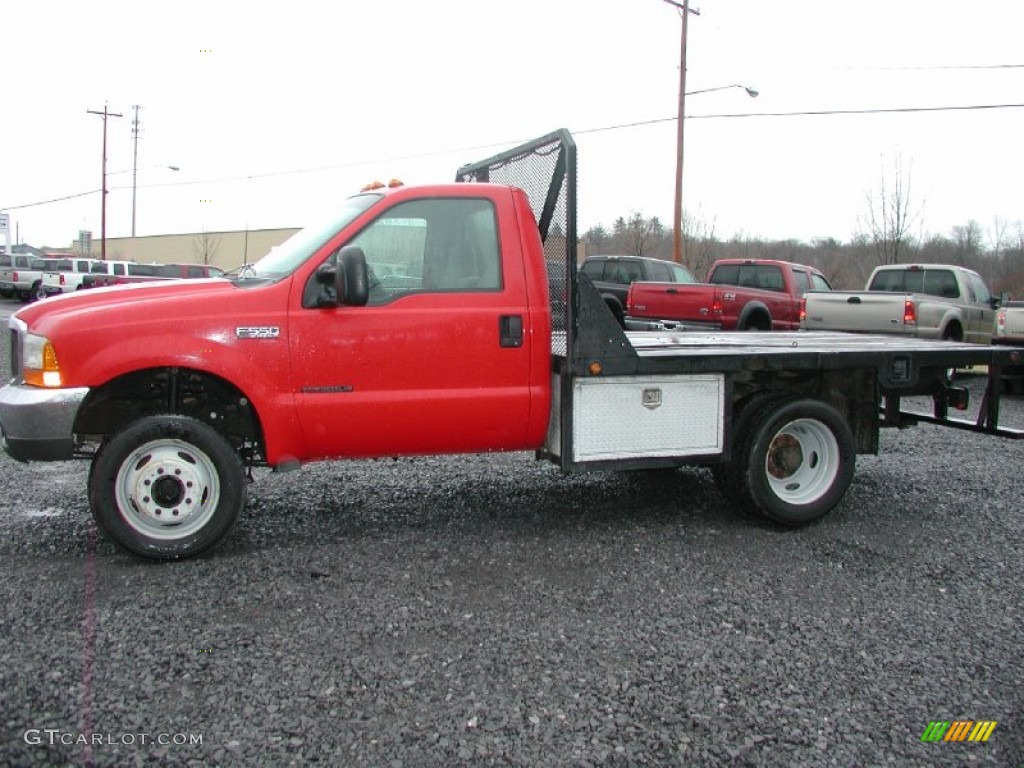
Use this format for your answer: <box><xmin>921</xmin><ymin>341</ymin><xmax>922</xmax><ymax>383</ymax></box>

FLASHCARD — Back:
<box><xmin>236</xmin><ymin>326</ymin><xmax>280</xmax><ymax>339</ymax></box>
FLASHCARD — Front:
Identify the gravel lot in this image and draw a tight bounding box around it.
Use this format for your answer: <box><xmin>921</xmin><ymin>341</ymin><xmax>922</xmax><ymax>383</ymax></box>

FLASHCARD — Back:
<box><xmin>1</xmin><ymin>296</ymin><xmax>1022</xmax><ymax>767</ymax></box>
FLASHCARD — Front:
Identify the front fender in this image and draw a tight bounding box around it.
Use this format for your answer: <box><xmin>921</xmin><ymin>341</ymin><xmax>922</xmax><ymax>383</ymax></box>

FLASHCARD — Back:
<box><xmin>66</xmin><ymin>331</ymin><xmax>299</xmax><ymax>465</ymax></box>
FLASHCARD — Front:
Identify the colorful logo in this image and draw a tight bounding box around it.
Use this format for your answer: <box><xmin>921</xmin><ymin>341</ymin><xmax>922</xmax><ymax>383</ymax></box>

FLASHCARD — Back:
<box><xmin>921</xmin><ymin>720</ymin><xmax>997</xmax><ymax>742</ymax></box>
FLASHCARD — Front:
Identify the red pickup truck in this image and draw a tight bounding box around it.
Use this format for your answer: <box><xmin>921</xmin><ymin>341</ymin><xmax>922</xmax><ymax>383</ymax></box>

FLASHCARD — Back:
<box><xmin>626</xmin><ymin>259</ymin><xmax>832</xmax><ymax>331</ymax></box>
<box><xmin>2</xmin><ymin>130</ymin><xmax>1022</xmax><ymax>562</ymax></box>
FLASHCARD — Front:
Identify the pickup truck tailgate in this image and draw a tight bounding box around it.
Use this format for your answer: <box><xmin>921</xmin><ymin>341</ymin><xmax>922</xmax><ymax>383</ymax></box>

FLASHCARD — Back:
<box><xmin>804</xmin><ymin>291</ymin><xmax>909</xmax><ymax>333</ymax></box>
<box><xmin>1002</xmin><ymin>304</ymin><xmax>1024</xmax><ymax>338</ymax></box>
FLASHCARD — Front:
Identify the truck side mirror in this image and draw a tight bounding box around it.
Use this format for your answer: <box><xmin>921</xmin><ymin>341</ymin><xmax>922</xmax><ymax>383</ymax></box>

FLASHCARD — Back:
<box><xmin>997</xmin><ymin>292</ymin><xmax>1010</xmax><ymax>308</ymax></box>
<box><xmin>338</xmin><ymin>246</ymin><xmax>369</xmax><ymax>307</ymax></box>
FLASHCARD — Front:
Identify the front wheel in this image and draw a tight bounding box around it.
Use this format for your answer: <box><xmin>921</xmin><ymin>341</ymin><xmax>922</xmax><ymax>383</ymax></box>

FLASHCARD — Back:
<box><xmin>745</xmin><ymin>398</ymin><xmax>855</xmax><ymax>525</ymax></box>
<box><xmin>89</xmin><ymin>415</ymin><xmax>246</xmax><ymax>559</ymax></box>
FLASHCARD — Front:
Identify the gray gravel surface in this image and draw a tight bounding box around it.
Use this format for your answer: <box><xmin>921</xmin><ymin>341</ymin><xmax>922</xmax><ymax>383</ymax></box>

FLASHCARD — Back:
<box><xmin>1</xmin><ymin>298</ymin><xmax>1022</xmax><ymax>767</ymax></box>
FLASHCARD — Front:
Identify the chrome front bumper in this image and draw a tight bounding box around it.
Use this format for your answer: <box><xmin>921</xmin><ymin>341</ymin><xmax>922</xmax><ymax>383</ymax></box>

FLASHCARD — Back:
<box><xmin>0</xmin><ymin>383</ymin><xmax>89</xmax><ymax>461</ymax></box>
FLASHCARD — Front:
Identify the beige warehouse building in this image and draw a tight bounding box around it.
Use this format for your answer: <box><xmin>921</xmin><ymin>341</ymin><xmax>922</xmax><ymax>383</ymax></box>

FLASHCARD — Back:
<box><xmin>72</xmin><ymin>227</ymin><xmax>300</xmax><ymax>272</ymax></box>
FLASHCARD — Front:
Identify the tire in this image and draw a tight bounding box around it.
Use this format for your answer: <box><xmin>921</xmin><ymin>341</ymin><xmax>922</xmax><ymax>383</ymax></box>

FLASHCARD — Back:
<box><xmin>88</xmin><ymin>415</ymin><xmax>246</xmax><ymax>560</ymax></box>
<box><xmin>31</xmin><ymin>281</ymin><xmax>46</xmax><ymax>302</ymax></box>
<box><xmin>738</xmin><ymin>313</ymin><xmax>771</xmax><ymax>332</ymax></box>
<box><xmin>745</xmin><ymin>398</ymin><xmax>855</xmax><ymax>525</ymax></box>
<box><xmin>711</xmin><ymin>391</ymin><xmax>790</xmax><ymax>512</ymax></box>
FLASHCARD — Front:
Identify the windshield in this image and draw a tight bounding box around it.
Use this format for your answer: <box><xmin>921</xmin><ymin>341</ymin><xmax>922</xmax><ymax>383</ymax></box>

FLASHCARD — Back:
<box><xmin>245</xmin><ymin>193</ymin><xmax>382</xmax><ymax>277</ymax></box>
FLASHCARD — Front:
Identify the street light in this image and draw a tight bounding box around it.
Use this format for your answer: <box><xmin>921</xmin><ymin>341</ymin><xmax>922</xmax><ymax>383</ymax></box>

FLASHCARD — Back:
<box><xmin>130</xmin><ymin>165</ymin><xmax>180</xmax><ymax>237</ymax></box>
<box><xmin>687</xmin><ymin>84</ymin><xmax>759</xmax><ymax>99</ymax></box>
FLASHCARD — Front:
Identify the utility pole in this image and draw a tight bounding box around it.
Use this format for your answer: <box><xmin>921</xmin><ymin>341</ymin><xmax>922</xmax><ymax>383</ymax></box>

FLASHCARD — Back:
<box><xmin>663</xmin><ymin>0</ymin><xmax>699</xmax><ymax>265</ymax></box>
<box><xmin>87</xmin><ymin>104</ymin><xmax>123</xmax><ymax>260</ymax></box>
<box><xmin>131</xmin><ymin>104</ymin><xmax>142</xmax><ymax>237</ymax></box>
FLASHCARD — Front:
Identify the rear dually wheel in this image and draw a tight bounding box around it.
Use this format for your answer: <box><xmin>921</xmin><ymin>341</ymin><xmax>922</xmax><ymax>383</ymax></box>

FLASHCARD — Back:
<box><xmin>745</xmin><ymin>398</ymin><xmax>856</xmax><ymax>525</ymax></box>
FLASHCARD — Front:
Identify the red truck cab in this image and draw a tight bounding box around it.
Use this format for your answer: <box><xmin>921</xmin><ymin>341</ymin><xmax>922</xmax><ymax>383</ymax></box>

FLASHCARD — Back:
<box><xmin>3</xmin><ymin>183</ymin><xmax>551</xmax><ymax>468</ymax></box>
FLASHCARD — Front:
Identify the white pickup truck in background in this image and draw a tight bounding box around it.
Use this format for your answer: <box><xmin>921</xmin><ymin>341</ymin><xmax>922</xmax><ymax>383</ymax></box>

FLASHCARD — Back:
<box><xmin>41</xmin><ymin>258</ymin><xmax>133</xmax><ymax>296</ymax></box>
<box><xmin>803</xmin><ymin>263</ymin><xmax>1000</xmax><ymax>344</ymax></box>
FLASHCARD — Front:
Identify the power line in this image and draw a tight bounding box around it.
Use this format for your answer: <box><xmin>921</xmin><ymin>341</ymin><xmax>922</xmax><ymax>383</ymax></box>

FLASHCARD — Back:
<box><xmin>838</xmin><ymin>63</ymin><xmax>1024</xmax><ymax>71</ymax></box>
<box><xmin>0</xmin><ymin>187</ymin><xmax>100</xmax><ymax>208</ymax></box>
<box><xmin>575</xmin><ymin>102</ymin><xmax>1024</xmax><ymax>134</ymax></box>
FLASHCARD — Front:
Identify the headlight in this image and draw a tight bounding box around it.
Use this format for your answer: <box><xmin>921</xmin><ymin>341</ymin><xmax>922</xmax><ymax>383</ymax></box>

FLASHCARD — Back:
<box><xmin>23</xmin><ymin>332</ymin><xmax>63</xmax><ymax>388</ymax></box>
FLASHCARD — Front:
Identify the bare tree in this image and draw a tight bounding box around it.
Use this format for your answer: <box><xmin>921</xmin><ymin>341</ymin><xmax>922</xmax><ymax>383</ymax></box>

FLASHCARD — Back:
<box><xmin>951</xmin><ymin>220</ymin><xmax>984</xmax><ymax>267</ymax></box>
<box><xmin>681</xmin><ymin>211</ymin><xmax>717</xmax><ymax>279</ymax></box>
<box><xmin>193</xmin><ymin>229</ymin><xmax>222</xmax><ymax>266</ymax></box>
<box><xmin>861</xmin><ymin>154</ymin><xmax>921</xmax><ymax>266</ymax></box>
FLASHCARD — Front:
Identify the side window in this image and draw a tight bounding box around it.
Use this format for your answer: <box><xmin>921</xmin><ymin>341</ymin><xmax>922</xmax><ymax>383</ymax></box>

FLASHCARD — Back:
<box><xmin>811</xmin><ymin>273</ymin><xmax>832</xmax><ymax>291</ymax></box>
<box><xmin>668</xmin><ymin>263</ymin><xmax>696</xmax><ymax>284</ymax></box>
<box><xmin>187</xmin><ymin>266</ymin><xmax>205</xmax><ymax>278</ymax></box>
<box><xmin>581</xmin><ymin>260</ymin><xmax>606</xmax><ymax>280</ymax></box>
<box><xmin>968</xmin><ymin>273</ymin><xmax>991</xmax><ymax>305</ymax></box>
<box><xmin>646</xmin><ymin>260</ymin><xmax>671</xmax><ymax>282</ymax></box>
<box><xmin>114</xmin><ymin>264</ymin><xmax>126</xmax><ymax>276</ymax></box>
<box><xmin>347</xmin><ymin>197</ymin><xmax>501</xmax><ymax>305</ymax></box>
<box><xmin>923</xmin><ymin>270</ymin><xmax>959</xmax><ymax>299</ymax></box>
<box><xmin>792</xmin><ymin>270</ymin><xmax>810</xmax><ymax>295</ymax></box>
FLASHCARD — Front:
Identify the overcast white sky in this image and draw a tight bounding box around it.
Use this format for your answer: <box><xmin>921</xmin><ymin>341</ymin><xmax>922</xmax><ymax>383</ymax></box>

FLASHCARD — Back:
<box><xmin>3</xmin><ymin>0</ymin><xmax>1022</xmax><ymax>257</ymax></box>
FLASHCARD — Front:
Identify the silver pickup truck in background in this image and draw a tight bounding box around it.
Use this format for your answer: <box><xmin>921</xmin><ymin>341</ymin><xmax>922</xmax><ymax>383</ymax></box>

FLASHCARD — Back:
<box><xmin>0</xmin><ymin>254</ymin><xmax>61</xmax><ymax>302</ymax></box>
<box><xmin>803</xmin><ymin>263</ymin><xmax>999</xmax><ymax>344</ymax></box>
<box><xmin>994</xmin><ymin>300</ymin><xmax>1024</xmax><ymax>393</ymax></box>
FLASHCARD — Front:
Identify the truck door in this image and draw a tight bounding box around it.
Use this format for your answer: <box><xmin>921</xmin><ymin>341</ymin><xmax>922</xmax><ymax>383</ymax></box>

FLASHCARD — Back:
<box><xmin>964</xmin><ymin>272</ymin><xmax>996</xmax><ymax>344</ymax></box>
<box><xmin>289</xmin><ymin>194</ymin><xmax>538</xmax><ymax>460</ymax></box>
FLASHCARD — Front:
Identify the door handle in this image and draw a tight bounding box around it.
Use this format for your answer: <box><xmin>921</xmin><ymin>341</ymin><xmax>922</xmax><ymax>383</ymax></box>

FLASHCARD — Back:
<box><xmin>499</xmin><ymin>315</ymin><xmax>523</xmax><ymax>348</ymax></box>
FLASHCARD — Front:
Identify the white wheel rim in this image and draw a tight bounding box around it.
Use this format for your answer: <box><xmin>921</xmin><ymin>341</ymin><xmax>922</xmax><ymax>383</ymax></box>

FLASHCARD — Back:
<box><xmin>763</xmin><ymin>418</ymin><xmax>840</xmax><ymax>505</ymax></box>
<box><xmin>114</xmin><ymin>438</ymin><xmax>221</xmax><ymax>540</ymax></box>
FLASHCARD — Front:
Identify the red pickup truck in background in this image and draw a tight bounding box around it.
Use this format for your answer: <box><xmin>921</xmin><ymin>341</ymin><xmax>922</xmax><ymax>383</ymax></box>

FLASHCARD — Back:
<box><xmin>626</xmin><ymin>258</ymin><xmax>832</xmax><ymax>331</ymax></box>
